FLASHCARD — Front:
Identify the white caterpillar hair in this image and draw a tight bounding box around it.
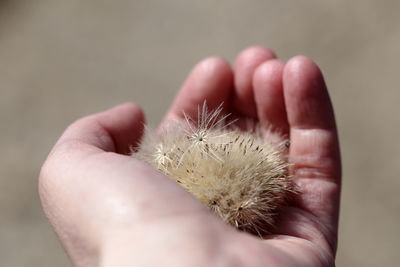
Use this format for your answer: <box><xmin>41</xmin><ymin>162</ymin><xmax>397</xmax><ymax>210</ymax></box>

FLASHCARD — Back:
<box><xmin>133</xmin><ymin>102</ymin><xmax>294</xmax><ymax>236</ymax></box>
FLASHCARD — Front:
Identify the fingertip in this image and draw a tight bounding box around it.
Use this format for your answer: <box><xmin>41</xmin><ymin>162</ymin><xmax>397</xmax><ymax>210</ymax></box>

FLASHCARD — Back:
<box><xmin>97</xmin><ymin>102</ymin><xmax>146</xmax><ymax>154</ymax></box>
<box><xmin>283</xmin><ymin>55</ymin><xmax>335</xmax><ymax>130</ymax></box>
<box><xmin>253</xmin><ymin>59</ymin><xmax>289</xmax><ymax>131</ymax></box>
<box><xmin>234</xmin><ymin>46</ymin><xmax>277</xmax><ymax>117</ymax></box>
<box><xmin>193</xmin><ymin>56</ymin><xmax>233</xmax><ymax>97</ymax></box>
<box><xmin>108</xmin><ymin>102</ymin><xmax>145</xmax><ymax>122</ymax></box>
<box><xmin>164</xmin><ymin>56</ymin><xmax>233</xmax><ymax>125</ymax></box>
<box><xmin>198</xmin><ymin>56</ymin><xmax>232</xmax><ymax>77</ymax></box>
<box><xmin>284</xmin><ymin>55</ymin><xmax>324</xmax><ymax>86</ymax></box>
<box><xmin>235</xmin><ymin>46</ymin><xmax>277</xmax><ymax>68</ymax></box>
<box><xmin>253</xmin><ymin>59</ymin><xmax>285</xmax><ymax>86</ymax></box>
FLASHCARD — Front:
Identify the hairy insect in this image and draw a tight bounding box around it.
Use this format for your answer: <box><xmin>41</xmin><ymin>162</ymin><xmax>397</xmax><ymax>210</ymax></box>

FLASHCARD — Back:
<box><xmin>133</xmin><ymin>103</ymin><xmax>293</xmax><ymax>236</ymax></box>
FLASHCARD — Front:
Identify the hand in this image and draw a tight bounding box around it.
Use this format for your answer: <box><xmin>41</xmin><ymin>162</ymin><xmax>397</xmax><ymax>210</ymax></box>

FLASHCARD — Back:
<box><xmin>39</xmin><ymin>46</ymin><xmax>341</xmax><ymax>267</ymax></box>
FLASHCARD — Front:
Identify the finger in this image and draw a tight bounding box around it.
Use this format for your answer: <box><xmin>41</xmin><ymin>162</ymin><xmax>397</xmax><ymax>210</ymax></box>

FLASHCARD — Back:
<box><xmin>233</xmin><ymin>46</ymin><xmax>276</xmax><ymax>117</ymax></box>
<box><xmin>162</xmin><ymin>57</ymin><xmax>233</xmax><ymax>125</ymax></box>
<box><xmin>55</xmin><ymin>103</ymin><xmax>145</xmax><ymax>155</ymax></box>
<box><xmin>283</xmin><ymin>56</ymin><xmax>341</xmax><ymax>250</ymax></box>
<box><xmin>253</xmin><ymin>59</ymin><xmax>289</xmax><ymax>132</ymax></box>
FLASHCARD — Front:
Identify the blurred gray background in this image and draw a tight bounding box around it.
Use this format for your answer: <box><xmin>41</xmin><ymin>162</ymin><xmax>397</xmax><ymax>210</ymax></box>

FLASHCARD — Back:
<box><xmin>0</xmin><ymin>0</ymin><xmax>399</xmax><ymax>266</ymax></box>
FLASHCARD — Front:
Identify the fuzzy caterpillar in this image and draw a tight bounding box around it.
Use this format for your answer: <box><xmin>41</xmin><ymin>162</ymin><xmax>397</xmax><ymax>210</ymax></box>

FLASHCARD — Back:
<box><xmin>133</xmin><ymin>103</ymin><xmax>293</xmax><ymax>236</ymax></box>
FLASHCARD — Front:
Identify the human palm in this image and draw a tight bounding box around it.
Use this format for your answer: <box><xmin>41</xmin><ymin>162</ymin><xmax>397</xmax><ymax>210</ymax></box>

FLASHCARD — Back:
<box><xmin>39</xmin><ymin>46</ymin><xmax>340</xmax><ymax>267</ymax></box>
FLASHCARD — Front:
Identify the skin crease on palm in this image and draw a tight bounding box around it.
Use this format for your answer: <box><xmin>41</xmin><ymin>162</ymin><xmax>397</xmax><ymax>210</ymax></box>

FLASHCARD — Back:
<box><xmin>39</xmin><ymin>46</ymin><xmax>341</xmax><ymax>267</ymax></box>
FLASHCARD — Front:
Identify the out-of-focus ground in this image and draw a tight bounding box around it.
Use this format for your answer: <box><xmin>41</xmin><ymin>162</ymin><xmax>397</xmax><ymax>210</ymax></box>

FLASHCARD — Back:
<box><xmin>0</xmin><ymin>1</ymin><xmax>399</xmax><ymax>266</ymax></box>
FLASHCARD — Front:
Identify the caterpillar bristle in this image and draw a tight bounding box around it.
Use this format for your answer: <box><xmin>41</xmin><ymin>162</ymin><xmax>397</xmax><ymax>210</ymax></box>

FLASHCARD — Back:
<box><xmin>133</xmin><ymin>102</ymin><xmax>293</xmax><ymax>236</ymax></box>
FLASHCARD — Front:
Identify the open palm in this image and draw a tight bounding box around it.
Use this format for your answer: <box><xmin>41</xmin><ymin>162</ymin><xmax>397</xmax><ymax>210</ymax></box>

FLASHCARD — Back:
<box><xmin>39</xmin><ymin>46</ymin><xmax>340</xmax><ymax>267</ymax></box>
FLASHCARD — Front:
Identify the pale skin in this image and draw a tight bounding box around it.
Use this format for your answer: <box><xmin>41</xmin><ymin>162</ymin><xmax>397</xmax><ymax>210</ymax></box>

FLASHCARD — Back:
<box><xmin>39</xmin><ymin>46</ymin><xmax>341</xmax><ymax>267</ymax></box>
